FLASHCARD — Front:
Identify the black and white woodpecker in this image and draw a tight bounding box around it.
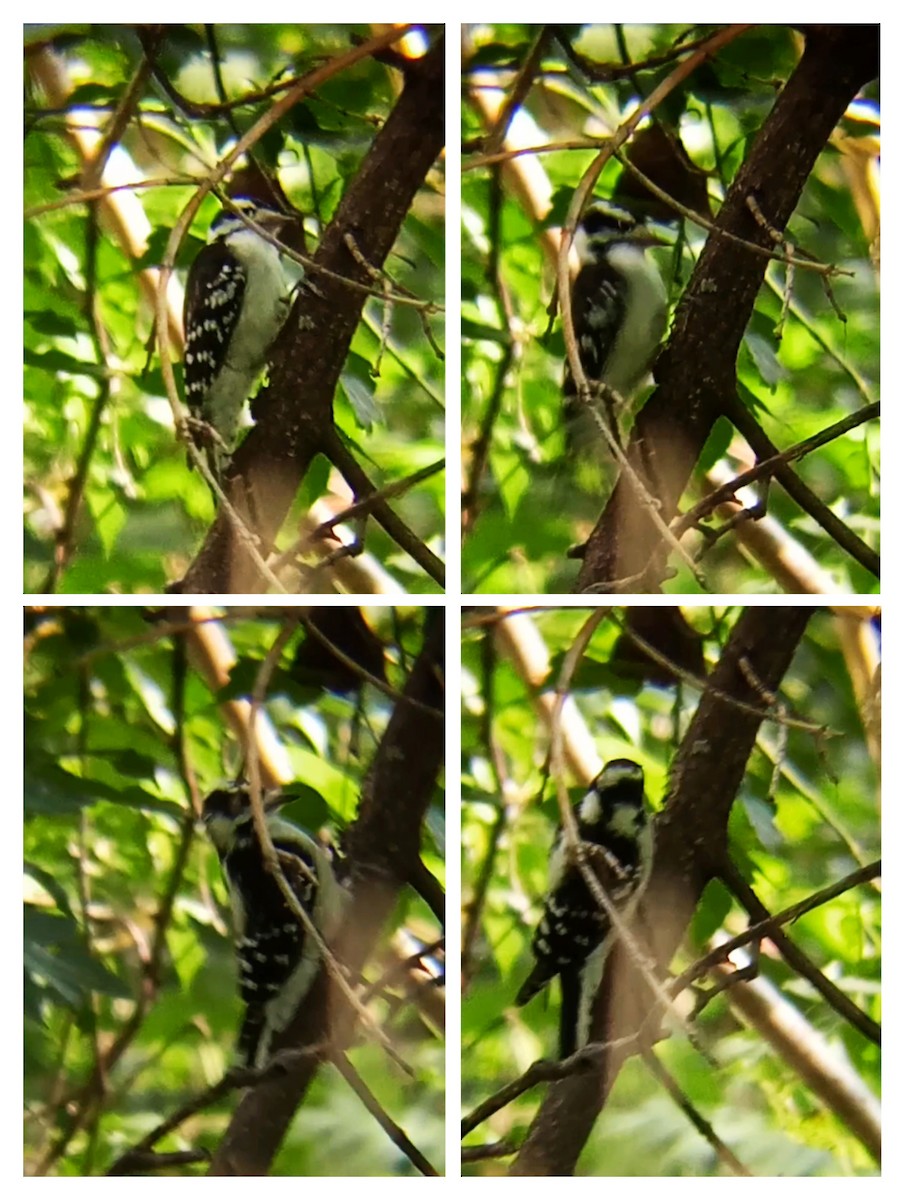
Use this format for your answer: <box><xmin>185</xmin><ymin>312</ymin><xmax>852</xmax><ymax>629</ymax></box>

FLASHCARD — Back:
<box><xmin>563</xmin><ymin>203</ymin><xmax>668</xmax><ymax>439</ymax></box>
<box><xmin>183</xmin><ymin>197</ymin><xmax>294</xmax><ymax>477</ymax></box>
<box><xmin>515</xmin><ymin>758</ymin><xmax>651</xmax><ymax>1059</ymax></box>
<box><xmin>203</xmin><ymin>784</ymin><xmax>345</xmax><ymax>1069</ymax></box>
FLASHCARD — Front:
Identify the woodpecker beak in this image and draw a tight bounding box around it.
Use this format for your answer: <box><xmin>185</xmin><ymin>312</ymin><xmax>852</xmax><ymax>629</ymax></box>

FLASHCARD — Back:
<box><xmin>259</xmin><ymin>209</ymin><xmax>297</xmax><ymax>235</ymax></box>
<box><xmin>262</xmin><ymin>788</ymin><xmax>289</xmax><ymax>813</ymax></box>
<box><xmin>628</xmin><ymin>224</ymin><xmax>666</xmax><ymax>249</ymax></box>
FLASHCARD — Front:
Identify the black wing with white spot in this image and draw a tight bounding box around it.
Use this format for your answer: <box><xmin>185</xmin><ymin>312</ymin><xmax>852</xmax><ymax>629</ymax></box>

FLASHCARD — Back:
<box><xmin>515</xmin><ymin>858</ymin><xmax>610</xmax><ymax>1005</ymax></box>
<box><xmin>563</xmin><ymin>261</ymin><xmax>628</xmax><ymax>398</ymax></box>
<box><xmin>515</xmin><ymin>761</ymin><xmax>647</xmax><ymax>1056</ymax></box>
<box><xmin>222</xmin><ymin>830</ymin><xmax>319</xmax><ymax>1067</ymax></box>
<box><xmin>183</xmin><ymin>241</ymin><xmax>247</xmax><ymax>419</ymax></box>
<box><xmin>226</xmin><ymin>836</ymin><xmax>317</xmax><ymax>1009</ymax></box>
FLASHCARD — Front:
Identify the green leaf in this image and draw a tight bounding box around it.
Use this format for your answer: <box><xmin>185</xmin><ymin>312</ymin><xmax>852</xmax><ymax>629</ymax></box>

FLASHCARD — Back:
<box><xmin>25</xmin><ymin>926</ymin><xmax>132</xmax><ymax>1004</ymax></box>
<box><xmin>340</xmin><ymin>359</ymin><xmax>380</xmax><ymax>430</ymax></box>
<box><xmin>24</xmin><ymin>348</ymin><xmax>103</xmax><ymax>378</ymax></box>
<box><xmin>24</xmin><ymin>862</ymin><xmax>74</xmax><ymax>916</ymax></box>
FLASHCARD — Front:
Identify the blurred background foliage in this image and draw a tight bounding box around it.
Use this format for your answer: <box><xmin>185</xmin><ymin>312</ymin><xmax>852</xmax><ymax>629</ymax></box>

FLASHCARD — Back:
<box><xmin>24</xmin><ymin>605</ymin><xmax>444</xmax><ymax>1175</ymax></box>
<box><xmin>461</xmin><ymin>605</ymin><xmax>880</xmax><ymax>1175</ymax></box>
<box><xmin>461</xmin><ymin>24</ymin><xmax>879</xmax><ymax>593</ymax></box>
<box><xmin>24</xmin><ymin>24</ymin><xmax>444</xmax><ymax>594</ymax></box>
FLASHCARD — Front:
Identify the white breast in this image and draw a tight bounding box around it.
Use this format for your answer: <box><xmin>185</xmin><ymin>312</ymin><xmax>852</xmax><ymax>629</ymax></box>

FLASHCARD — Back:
<box><xmin>223</xmin><ymin>228</ymin><xmax>289</xmax><ymax>373</ymax></box>
<box><xmin>603</xmin><ymin>242</ymin><xmax>667</xmax><ymax>395</ymax></box>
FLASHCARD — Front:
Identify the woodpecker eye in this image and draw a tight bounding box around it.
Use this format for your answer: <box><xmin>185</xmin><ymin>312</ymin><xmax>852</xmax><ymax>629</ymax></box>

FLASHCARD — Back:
<box><xmin>581</xmin><ymin>206</ymin><xmax>636</xmax><ymax>238</ymax></box>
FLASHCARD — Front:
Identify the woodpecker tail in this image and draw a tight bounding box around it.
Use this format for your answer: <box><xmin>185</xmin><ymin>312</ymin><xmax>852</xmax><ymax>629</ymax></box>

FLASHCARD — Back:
<box><xmin>237</xmin><ymin>1004</ymin><xmax>268</xmax><ymax>1069</ymax></box>
<box><xmin>558</xmin><ymin>968</ymin><xmax>582</xmax><ymax>1059</ymax></box>
<box><xmin>515</xmin><ymin>961</ymin><xmax>553</xmax><ymax>1007</ymax></box>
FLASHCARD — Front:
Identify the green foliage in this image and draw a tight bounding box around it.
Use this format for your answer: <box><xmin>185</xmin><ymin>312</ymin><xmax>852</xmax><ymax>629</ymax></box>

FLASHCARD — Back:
<box><xmin>461</xmin><ymin>606</ymin><xmax>880</xmax><ymax>1175</ymax></box>
<box><xmin>461</xmin><ymin>24</ymin><xmax>879</xmax><ymax>593</ymax></box>
<box><xmin>24</xmin><ymin>25</ymin><xmax>444</xmax><ymax>593</ymax></box>
<box><xmin>24</xmin><ymin>606</ymin><xmax>444</xmax><ymax>1175</ymax></box>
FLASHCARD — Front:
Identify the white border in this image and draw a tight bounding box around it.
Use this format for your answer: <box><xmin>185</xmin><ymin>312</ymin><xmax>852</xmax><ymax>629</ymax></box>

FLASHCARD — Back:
<box><xmin>13</xmin><ymin>12</ymin><xmax>898</xmax><ymax>1187</ymax></box>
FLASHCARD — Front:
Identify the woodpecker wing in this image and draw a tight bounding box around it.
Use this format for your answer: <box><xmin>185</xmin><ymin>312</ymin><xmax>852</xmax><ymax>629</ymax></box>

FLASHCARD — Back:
<box><xmin>183</xmin><ymin>243</ymin><xmax>247</xmax><ymax>423</ymax></box>
<box><xmin>224</xmin><ymin>836</ymin><xmax>317</xmax><ymax>998</ymax></box>
<box><xmin>515</xmin><ymin>959</ymin><xmax>555</xmax><ymax>1007</ymax></box>
<box><xmin>564</xmin><ymin>262</ymin><xmax>628</xmax><ymax>398</ymax></box>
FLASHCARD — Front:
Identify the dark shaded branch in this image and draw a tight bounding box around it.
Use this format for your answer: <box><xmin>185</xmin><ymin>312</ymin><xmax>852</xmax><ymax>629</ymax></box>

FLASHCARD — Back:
<box><xmin>670</xmin><ymin>857</ymin><xmax>881</xmax><ymax>1000</ymax></box>
<box><xmin>675</xmin><ymin>401</ymin><xmax>881</xmax><ymax>546</ymax></box>
<box><xmin>463</xmin><ymin>1043</ymin><xmax>611</xmax><ymax>1138</ymax></box>
<box><xmin>462</xmin><ymin>1139</ymin><xmax>520</xmax><ymax>1163</ymax></box>
<box><xmin>322</xmin><ymin>429</ymin><xmax>445</xmax><ymax>586</ymax></box>
<box><xmin>722</xmin><ymin>395</ymin><xmax>880</xmax><ymax>577</ymax></box>
<box><xmin>107</xmin><ymin>1046</ymin><xmax>327</xmax><ymax>1175</ymax></box>
<box><xmin>407</xmin><ymin>856</ymin><xmax>445</xmax><ymax>926</ymax></box>
<box><xmin>719</xmin><ymin>856</ymin><xmax>881</xmax><ymax>1044</ymax></box>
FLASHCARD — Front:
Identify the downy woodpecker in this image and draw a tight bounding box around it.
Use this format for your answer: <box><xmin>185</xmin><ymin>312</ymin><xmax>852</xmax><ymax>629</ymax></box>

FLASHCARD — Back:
<box><xmin>515</xmin><ymin>758</ymin><xmax>651</xmax><ymax>1059</ymax></box>
<box><xmin>183</xmin><ymin>197</ymin><xmax>293</xmax><ymax>477</ymax></box>
<box><xmin>563</xmin><ymin>204</ymin><xmax>667</xmax><ymax>441</ymax></box>
<box><xmin>203</xmin><ymin>784</ymin><xmax>344</xmax><ymax>1069</ymax></box>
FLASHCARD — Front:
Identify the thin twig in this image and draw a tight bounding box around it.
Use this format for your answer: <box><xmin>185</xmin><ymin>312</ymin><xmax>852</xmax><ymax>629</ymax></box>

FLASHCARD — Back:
<box><xmin>462</xmin><ymin>1139</ymin><xmax>521</xmax><ymax>1163</ymax></box>
<box><xmin>674</xmin><ymin>403</ymin><xmax>880</xmax><ymax>539</ymax></box>
<box><xmin>719</xmin><ymin>856</ymin><xmax>881</xmax><ymax>1045</ymax></box>
<box><xmin>322</xmin><ymin>427</ymin><xmax>445</xmax><ymax>587</ymax></box>
<box><xmin>107</xmin><ymin>1045</ymin><xmax>328</xmax><ymax>1174</ymax></box>
<box><xmin>333</xmin><ymin>1052</ymin><xmax>440</xmax><ymax>1177</ymax></box>
<box><xmin>306</xmin><ymin>459</ymin><xmax>444</xmax><ymax>542</ymax></box>
<box><xmin>461</xmin><ymin>1041</ymin><xmax>631</xmax><ymax>1137</ymax></box>
<box><xmin>641</xmin><ymin>1045</ymin><xmax>751</xmax><ymax>1175</ymax></box>
<box><xmin>483</xmin><ymin>28</ymin><xmax>549</xmax><ymax>154</ymax></box>
<box><xmin>672</xmin><ymin>858</ymin><xmax>882</xmax><ymax>1000</ymax></box>
<box><xmin>300</xmin><ymin>614</ymin><xmax>444</xmax><ymax>720</ymax></box>
<box><xmin>615</xmin><ymin>620</ymin><xmax>828</xmax><ymax>735</ymax></box>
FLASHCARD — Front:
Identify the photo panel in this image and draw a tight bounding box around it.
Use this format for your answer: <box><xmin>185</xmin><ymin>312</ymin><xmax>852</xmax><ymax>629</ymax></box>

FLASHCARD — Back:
<box><xmin>24</xmin><ymin>604</ymin><xmax>444</xmax><ymax>1176</ymax></box>
<box><xmin>25</xmin><ymin>25</ymin><xmax>445</xmax><ymax>596</ymax></box>
<box><xmin>461</xmin><ymin>603</ymin><xmax>880</xmax><ymax>1176</ymax></box>
<box><xmin>461</xmin><ymin>25</ymin><xmax>879</xmax><ymax>595</ymax></box>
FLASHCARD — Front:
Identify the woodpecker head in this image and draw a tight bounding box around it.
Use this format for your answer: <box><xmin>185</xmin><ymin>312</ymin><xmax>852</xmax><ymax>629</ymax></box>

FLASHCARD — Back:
<box><xmin>202</xmin><ymin>783</ymin><xmax>286</xmax><ymax>852</ymax></box>
<box><xmin>574</xmin><ymin>203</ymin><xmax>659</xmax><ymax>265</ymax></box>
<box><xmin>209</xmin><ymin>196</ymin><xmax>295</xmax><ymax>243</ymax></box>
<box><xmin>578</xmin><ymin>758</ymin><xmax>645</xmax><ymax>838</ymax></box>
